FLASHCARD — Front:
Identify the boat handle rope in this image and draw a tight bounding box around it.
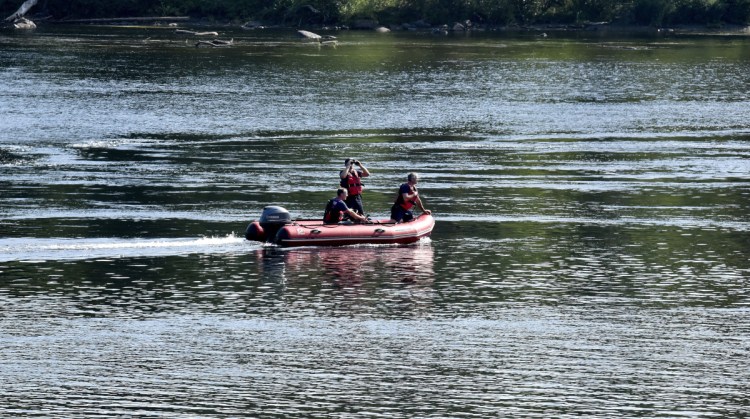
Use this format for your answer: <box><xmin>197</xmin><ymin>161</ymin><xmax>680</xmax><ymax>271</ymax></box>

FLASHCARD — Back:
<box><xmin>295</xmin><ymin>223</ymin><xmax>340</xmax><ymax>229</ymax></box>
<box><xmin>295</xmin><ymin>221</ymin><xmax>393</xmax><ymax>229</ymax></box>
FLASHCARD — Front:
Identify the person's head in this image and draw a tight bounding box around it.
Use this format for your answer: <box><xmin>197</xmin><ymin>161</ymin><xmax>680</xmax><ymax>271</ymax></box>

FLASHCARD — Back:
<box><xmin>407</xmin><ymin>172</ymin><xmax>419</xmax><ymax>185</ymax></box>
<box><xmin>344</xmin><ymin>158</ymin><xmax>356</xmax><ymax>167</ymax></box>
<box><xmin>337</xmin><ymin>188</ymin><xmax>348</xmax><ymax>198</ymax></box>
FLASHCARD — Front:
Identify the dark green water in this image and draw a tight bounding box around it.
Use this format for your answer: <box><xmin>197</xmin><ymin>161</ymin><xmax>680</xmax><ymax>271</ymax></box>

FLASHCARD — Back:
<box><xmin>1</xmin><ymin>25</ymin><xmax>749</xmax><ymax>416</ymax></box>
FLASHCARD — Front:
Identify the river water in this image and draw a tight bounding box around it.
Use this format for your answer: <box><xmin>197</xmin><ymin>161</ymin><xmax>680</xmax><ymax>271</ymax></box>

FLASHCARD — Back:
<box><xmin>1</xmin><ymin>25</ymin><xmax>749</xmax><ymax>416</ymax></box>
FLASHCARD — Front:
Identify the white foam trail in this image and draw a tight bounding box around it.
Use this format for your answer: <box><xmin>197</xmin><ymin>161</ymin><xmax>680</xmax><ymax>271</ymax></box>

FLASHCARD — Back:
<box><xmin>0</xmin><ymin>234</ymin><xmax>255</xmax><ymax>262</ymax></box>
<box><xmin>433</xmin><ymin>214</ymin><xmax>750</xmax><ymax>231</ymax></box>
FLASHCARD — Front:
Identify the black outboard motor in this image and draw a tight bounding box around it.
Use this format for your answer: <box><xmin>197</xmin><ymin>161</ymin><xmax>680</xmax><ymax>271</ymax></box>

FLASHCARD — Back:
<box><xmin>245</xmin><ymin>206</ymin><xmax>291</xmax><ymax>242</ymax></box>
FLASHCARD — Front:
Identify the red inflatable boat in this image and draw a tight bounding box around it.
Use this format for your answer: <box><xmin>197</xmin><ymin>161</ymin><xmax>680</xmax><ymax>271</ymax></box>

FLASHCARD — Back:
<box><xmin>245</xmin><ymin>206</ymin><xmax>434</xmax><ymax>247</ymax></box>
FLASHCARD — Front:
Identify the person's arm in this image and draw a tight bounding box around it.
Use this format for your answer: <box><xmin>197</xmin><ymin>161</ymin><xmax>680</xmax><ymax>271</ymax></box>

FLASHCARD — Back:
<box><xmin>403</xmin><ymin>185</ymin><xmax>418</xmax><ymax>202</ymax></box>
<box><xmin>412</xmin><ymin>187</ymin><xmax>431</xmax><ymax>215</ymax></box>
<box><xmin>346</xmin><ymin>208</ymin><xmax>368</xmax><ymax>222</ymax></box>
<box><xmin>340</xmin><ymin>164</ymin><xmax>352</xmax><ymax>179</ymax></box>
<box><xmin>357</xmin><ymin>161</ymin><xmax>370</xmax><ymax>178</ymax></box>
<box><xmin>415</xmin><ymin>195</ymin><xmax>431</xmax><ymax>215</ymax></box>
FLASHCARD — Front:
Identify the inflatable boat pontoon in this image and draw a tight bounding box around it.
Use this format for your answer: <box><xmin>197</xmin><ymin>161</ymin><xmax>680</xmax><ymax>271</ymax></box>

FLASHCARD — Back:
<box><xmin>245</xmin><ymin>206</ymin><xmax>434</xmax><ymax>247</ymax></box>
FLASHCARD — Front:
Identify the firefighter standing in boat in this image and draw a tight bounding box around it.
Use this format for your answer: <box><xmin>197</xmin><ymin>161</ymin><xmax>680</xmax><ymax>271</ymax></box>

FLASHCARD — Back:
<box><xmin>339</xmin><ymin>158</ymin><xmax>370</xmax><ymax>216</ymax></box>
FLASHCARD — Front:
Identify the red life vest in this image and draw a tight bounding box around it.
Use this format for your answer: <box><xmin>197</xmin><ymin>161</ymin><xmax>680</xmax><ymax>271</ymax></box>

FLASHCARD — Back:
<box><xmin>342</xmin><ymin>171</ymin><xmax>363</xmax><ymax>195</ymax></box>
<box><xmin>323</xmin><ymin>198</ymin><xmax>344</xmax><ymax>224</ymax></box>
<box><xmin>395</xmin><ymin>183</ymin><xmax>416</xmax><ymax>210</ymax></box>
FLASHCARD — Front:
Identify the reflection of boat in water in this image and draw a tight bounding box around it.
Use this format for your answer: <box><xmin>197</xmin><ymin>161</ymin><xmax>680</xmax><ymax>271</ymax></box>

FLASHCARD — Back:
<box><xmin>279</xmin><ymin>245</ymin><xmax>436</xmax><ymax>284</ymax></box>
<box><xmin>254</xmin><ymin>246</ymin><xmax>436</xmax><ymax>313</ymax></box>
<box><xmin>245</xmin><ymin>206</ymin><xmax>434</xmax><ymax>247</ymax></box>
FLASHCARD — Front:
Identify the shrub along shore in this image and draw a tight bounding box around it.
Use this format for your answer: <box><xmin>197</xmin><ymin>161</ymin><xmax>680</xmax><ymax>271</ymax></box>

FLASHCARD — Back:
<box><xmin>4</xmin><ymin>0</ymin><xmax>750</xmax><ymax>31</ymax></box>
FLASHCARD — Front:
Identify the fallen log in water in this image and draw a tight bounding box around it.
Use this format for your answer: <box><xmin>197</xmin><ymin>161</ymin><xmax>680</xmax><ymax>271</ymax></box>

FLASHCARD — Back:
<box><xmin>297</xmin><ymin>29</ymin><xmax>337</xmax><ymax>44</ymax></box>
<box><xmin>297</xmin><ymin>29</ymin><xmax>321</xmax><ymax>40</ymax></box>
<box><xmin>176</xmin><ymin>29</ymin><xmax>219</xmax><ymax>36</ymax></box>
<box><xmin>195</xmin><ymin>39</ymin><xmax>234</xmax><ymax>48</ymax></box>
<box><xmin>4</xmin><ymin>0</ymin><xmax>38</xmax><ymax>21</ymax></box>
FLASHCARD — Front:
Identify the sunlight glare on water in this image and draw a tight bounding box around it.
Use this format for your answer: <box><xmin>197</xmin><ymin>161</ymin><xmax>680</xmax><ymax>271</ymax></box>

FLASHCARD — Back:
<box><xmin>1</xmin><ymin>27</ymin><xmax>749</xmax><ymax>417</ymax></box>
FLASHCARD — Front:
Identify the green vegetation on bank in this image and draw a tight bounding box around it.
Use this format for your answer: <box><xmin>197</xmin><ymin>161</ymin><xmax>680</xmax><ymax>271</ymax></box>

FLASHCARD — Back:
<box><xmin>4</xmin><ymin>0</ymin><xmax>750</xmax><ymax>27</ymax></box>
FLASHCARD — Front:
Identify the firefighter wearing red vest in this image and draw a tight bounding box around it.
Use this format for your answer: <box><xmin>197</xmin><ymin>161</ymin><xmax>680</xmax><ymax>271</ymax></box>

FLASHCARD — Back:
<box><xmin>339</xmin><ymin>158</ymin><xmax>370</xmax><ymax>216</ymax></box>
<box><xmin>323</xmin><ymin>188</ymin><xmax>368</xmax><ymax>225</ymax></box>
<box><xmin>389</xmin><ymin>172</ymin><xmax>431</xmax><ymax>223</ymax></box>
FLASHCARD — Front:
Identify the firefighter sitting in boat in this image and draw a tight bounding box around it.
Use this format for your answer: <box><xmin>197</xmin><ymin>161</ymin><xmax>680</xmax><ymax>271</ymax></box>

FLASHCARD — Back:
<box><xmin>324</xmin><ymin>188</ymin><xmax>369</xmax><ymax>224</ymax></box>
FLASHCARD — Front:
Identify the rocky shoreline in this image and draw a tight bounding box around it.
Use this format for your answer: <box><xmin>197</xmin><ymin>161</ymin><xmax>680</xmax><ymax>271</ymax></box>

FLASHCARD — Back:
<box><xmin>7</xmin><ymin>14</ymin><xmax>750</xmax><ymax>37</ymax></box>
<box><xmin>224</xmin><ymin>19</ymin><xmax>750</xmax><ymax>37</ymax></box>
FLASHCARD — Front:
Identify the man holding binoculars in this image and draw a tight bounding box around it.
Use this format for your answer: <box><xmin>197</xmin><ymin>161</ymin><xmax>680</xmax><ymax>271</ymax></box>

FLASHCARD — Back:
<box><xmin>339</xmin><ymin>157</ymin><xmax>370</xmax><ymax>216</ymax></box>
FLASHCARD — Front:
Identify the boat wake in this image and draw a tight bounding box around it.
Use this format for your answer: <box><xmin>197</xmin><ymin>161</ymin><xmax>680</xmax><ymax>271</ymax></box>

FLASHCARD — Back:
<box><xmin>0</xmin><ymin>234</ymin><xmax>252</xmax><ymax>262</ymax></box>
